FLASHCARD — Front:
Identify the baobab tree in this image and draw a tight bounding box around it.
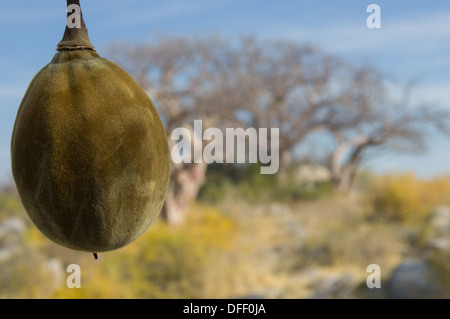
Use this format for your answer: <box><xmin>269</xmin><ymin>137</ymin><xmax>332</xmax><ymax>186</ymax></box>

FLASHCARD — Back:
<box><xmin>107</xmin><ymin>34</ymin><xmax>450</xmax><ymax>223</ymax></box>
<box><xmin>224</xmin><ymin>38</ymin><xmax>355</xmax><ymax>182</ymax></box>
<box><xmin>327</xmin><ymin>68</ymin><xmax>450</xmax><ymax>192</ymax></box>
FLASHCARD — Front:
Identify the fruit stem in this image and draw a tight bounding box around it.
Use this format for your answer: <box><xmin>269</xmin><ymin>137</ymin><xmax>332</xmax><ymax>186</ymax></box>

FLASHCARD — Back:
<box><xmin>57</xmin><ymin>0</ymin><xmax>95</xmax><ymax>51</ymax></box>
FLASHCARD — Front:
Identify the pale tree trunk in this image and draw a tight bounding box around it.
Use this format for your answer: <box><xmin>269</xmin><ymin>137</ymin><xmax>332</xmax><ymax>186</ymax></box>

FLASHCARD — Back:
<box><xmin>331</xmin><ymin>142</ymin><xmax>347</xmax><ymax>187</ymax></box>
<box><xmin>161</xmin><ymin>161</ymin><xmax>208</xmax><ymax>226</ymax></box>
<box><xmin>160</xmin><ymin>123</ymin><xmax>208</xmax><ymax>226</ymax></box>
<box><xmin>331</xmin><ymin>134</ymin><xmax>372</xmax><ymax>193</ymax></box>
<box><xmin>336</xmin><ymin>150</ymin><xmax>362</xmax><ymax>192</ymax></box>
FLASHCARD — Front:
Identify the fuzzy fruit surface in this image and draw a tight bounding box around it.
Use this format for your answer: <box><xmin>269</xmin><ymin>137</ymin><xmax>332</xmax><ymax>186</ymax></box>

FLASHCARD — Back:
<box><xmin>11</xmin><ymin>49</ymin><xmax>170</xmax><ymax>252</ymax></box>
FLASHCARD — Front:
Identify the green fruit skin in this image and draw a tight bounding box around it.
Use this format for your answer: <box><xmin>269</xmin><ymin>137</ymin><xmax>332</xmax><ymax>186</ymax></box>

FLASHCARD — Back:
<box><xmin>11</xmin><ymin>50</ymin><xmax>170</xmax><ymax>252</ymax></box>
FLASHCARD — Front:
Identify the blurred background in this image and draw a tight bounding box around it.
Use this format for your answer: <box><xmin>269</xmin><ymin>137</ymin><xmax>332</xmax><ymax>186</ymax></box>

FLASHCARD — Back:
<box><xmin>1</xmin><ymin>0</ymin><xmax>450</xmax><ymax>298</ymax></box>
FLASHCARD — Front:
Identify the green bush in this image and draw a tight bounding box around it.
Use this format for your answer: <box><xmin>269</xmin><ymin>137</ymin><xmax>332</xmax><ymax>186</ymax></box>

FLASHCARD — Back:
<box><xmin>198</xmin><ymin>163</ymin><xmax>333</xmax><ymax>204</ymax></box>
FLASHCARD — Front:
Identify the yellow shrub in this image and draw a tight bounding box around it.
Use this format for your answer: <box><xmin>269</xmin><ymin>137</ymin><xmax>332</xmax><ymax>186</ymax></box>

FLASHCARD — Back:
<box><xmin>53</xmin><ymin>203</ymin><xmax>237</xmax><ymax>299</ymax></box>
<box><xmin>365</xmin><ymin>173</ymin><xmax>450</xmax><ymax>224</ymax></box>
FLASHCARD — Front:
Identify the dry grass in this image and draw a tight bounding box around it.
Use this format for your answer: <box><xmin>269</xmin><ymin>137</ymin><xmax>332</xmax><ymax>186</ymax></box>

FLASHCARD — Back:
<box><xmin>208</xmin><ymin>193</ymin><xmax>407</xmax><ymax>298</ymax></box>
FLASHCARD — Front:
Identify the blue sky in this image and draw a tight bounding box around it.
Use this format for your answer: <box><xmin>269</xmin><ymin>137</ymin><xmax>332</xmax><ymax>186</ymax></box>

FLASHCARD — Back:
<box><xmin>1</xmin><ymin>1</ymin><xmax>450</xmax><ymax>181</ymax></box>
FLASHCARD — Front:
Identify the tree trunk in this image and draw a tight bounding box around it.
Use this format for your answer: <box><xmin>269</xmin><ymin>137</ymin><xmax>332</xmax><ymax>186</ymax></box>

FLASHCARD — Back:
<box><xmin>330</xmin><ymin>142</ymin><xmax>347</xmax><ymax>186</ymax></box>
<box><xmin>330</xmin><ymin>134</ymin><xmax>371</xmax><ymax>192</ymax></box>
<box><xmin>336</xmin><ymin>154</ymin><xmax>361</xmax><ymax>192</ymax></box>
<box><xmin>161</xmin><ymin>161</ymin><xmax>208</xmax><ymax>226</ymax></box>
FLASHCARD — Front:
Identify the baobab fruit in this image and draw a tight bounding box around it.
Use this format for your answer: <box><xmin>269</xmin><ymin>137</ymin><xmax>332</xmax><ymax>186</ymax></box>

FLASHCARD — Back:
<box><xmin>11</xmin><ymin>0</ymin><xmax>170</xmax><ymax>253</ymax></box>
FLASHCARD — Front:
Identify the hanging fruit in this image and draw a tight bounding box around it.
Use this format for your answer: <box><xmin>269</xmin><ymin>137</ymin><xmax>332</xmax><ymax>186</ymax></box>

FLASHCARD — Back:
<box><xmin>11</xmin><ymin>0</ymin><xmax>170</xmax><ymax>255</ymax></box>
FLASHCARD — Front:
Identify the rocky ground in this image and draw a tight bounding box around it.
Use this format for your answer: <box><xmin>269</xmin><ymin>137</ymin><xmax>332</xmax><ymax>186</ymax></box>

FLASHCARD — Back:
<box><xmin>221</xmin><ymin>196</ymin><xmax>450</xmax><ymax>299</ymax></box>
